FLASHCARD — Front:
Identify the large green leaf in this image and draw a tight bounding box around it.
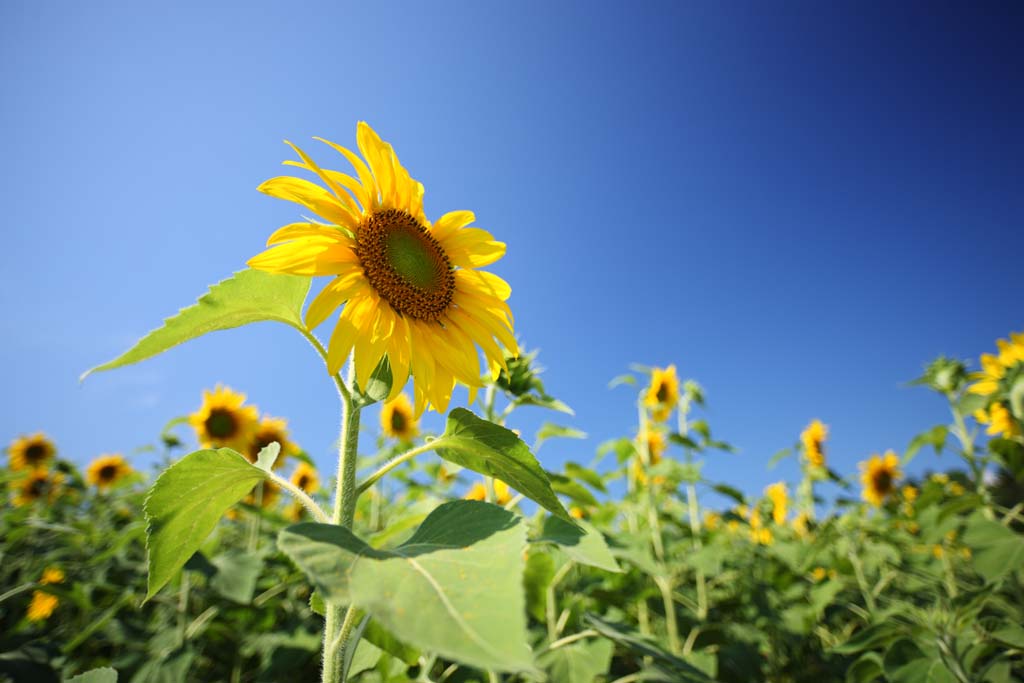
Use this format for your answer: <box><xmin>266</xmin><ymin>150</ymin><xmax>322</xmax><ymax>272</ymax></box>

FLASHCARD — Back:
<box><xmin>278</xmin><ymin>500</ymin><xmax>535</xmax><ymax>673</ymax></box>
<box><xmin>583</xmin><ymin>614</ymin><xmax>715</xmax><ymax>682</ymax></box>
<box><xmin>962</xmin><ymin>514</ymin><xmax>1024</xmax><ymax>582</ymax></box>
<box><xmin>82</xmin><ymin>269</ymin><xmax>310</xmax><ymax>379</ymax></box>
<box><xmin>435</xmin><ymin>408</ymin><xmax>573</xmax><ymax>522</ymax></box>
<box><xmin>144</xmin><ymin>448</ymin><xmax>266</xmax><ymax>600</ymax></box>
<box><xmin>537</xmin><ymin>638</ymin><xmax>613</xmax><ymax>683</ymax></box>
<box><xmin>535</xmin><ymin>516</ymin><xmax>621</xmax><ymax>572</ymax></box>
<box><xmin>67</xmin><ymin>669</ymin><xmax>118</xmax><ymax>683</ymax></box>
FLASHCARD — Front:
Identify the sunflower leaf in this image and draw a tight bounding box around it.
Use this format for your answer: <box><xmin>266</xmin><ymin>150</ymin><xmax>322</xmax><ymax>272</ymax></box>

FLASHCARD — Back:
<box><xmin>143</xmin><ymin>448</ymin><xmax>266</xmax><ymax>601</ymax></box>
<box><xmin>436</xmin><ymin>408</ymin><xmax>574</xmax><ymax>522</ymax></box>
<box><xmin>277</xmin><ymin>500</ymin><xmax>536</xmax><ymax>673</ymax></box>
<box><xmin>255</xmin><ymin>442</ymin><xmax>281</xmax><ymax>472</ymax></box>
<box><xmin>81</xmin><ymin>269</ymin><xmax>310</xmax><ymax>380</ymax></box>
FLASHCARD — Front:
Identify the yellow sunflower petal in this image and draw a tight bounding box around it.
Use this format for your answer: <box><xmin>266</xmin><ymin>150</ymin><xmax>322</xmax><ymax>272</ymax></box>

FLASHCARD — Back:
<box><xmin>267</xmin><ymin>222</ymin><xmax>354</xmax><ymax>246</ymax></box>
<box><xmin>284</xmin><ymin>140</ymin><xmax>360</xmax><ymax>216</ymax></box>
<box><xmin>305</xmin><ymin>273</ymin><xmax>367</xmax><ymax>330</ymax></box>
<box><xmin>455</xmin><ymin>269</ymin><xmax>512</xmax><ymax>301</ymax></box>
<box><xmin>258</xmin><ymin>176</ymin><xmax>357</xmax><ymax>227</ymax></box>
<box><xmin>247</xmin><ymin>239</ymin><xmax>360</xmax><ymax>276</ymax></box>
<box><xmin>314</xmin><ymin>137</ymin><xmax>378</xmax><ymax>211</ymax></box>
<box><xmin>431</xmin><ymin>210</ymin><xmax>476</xmax><ymax>242</ymax></box>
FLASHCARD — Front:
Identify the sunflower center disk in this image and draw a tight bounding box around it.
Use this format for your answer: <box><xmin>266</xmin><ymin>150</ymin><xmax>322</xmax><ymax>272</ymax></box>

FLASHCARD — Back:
<box><xmin>98</xmin><ymin>465</ymin><xmax>118</xmax><ymax>481</ymax></box>
<box><xmin>25</xmin><ymin>444</ymin><xmax>47</xmax><ymax>464</ymax></box>
<box><xmin>356</xmin><ymin>209</ymin><xmax>455</xmax><ymax>321</ymax></box>
<box><xmin>205</xmin><ymin>409</ymin><xmax>238</xmax><ymax>439</ymax></box>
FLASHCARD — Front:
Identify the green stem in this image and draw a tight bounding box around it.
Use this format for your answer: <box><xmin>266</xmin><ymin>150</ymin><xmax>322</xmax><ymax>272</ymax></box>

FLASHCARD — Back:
<box><xmin>177</xmin><ymin>571</ymin><xmax>191</xmax><ymax>647</ymax></box>
<box><xmin>546</xmin><ymin>561</ymin><xmax>574</xmax><ymax>641</ymax></box>
<box><xmin>357</xmin><ymin>439</ymin><xmax>443</xmax><ymax>494</ymax></box>
<box><xmin>265</xmin><ymin>470</ymin><xmax>330</xmax><ymax>523</ymax></box>
<box><xmin>247</xmin><ymin>484</ymin><xmax>263</xmax><ymax>552</ymax></box>
<box><xmin>323</xmin><ymin>363</ymin><xmax>362</xmax><ymax>683</ymax></box>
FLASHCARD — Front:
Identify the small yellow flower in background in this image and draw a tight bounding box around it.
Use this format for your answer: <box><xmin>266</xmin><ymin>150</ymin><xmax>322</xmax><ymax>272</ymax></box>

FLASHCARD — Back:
<box><xmin>381</xmin><ymin>394</ymin><xmax>419</xmax><ymax>441</ymax></box>
<box><xmin>247</xmin><ymin>416</ymin><xmax>298</xmax><ymax>467</ymax></box>
<box><xmin>85</xmin><ymin>454</ymin><xmax>133</xmax><ymax>491</ymax></box>
<box><xmin>945</xmin><ymin>530</ymin><xmax>958</xmax><ymax>542</ymax></box>
<box><xmin>726</xmin><ymin>519</ymin><xmax>741</xmax><ymax>533</ymax></box>
<box><xmin>243</xmin><ymin>480</ymin><xmax>281</xmax><ymax>509</ymax></box>
<box><xmin>26</xmin><ymin>591</ymin><xmax>59</xmax><ymax>622</ymax></box>
<box><xmin>7</xmin><ymin>432</ymin><xmax>56</xmax><ymax>471</ymax></box>
<box><xmin>290</xmin><ymin>462</ymin><xmax>320</xmax><ymax>494</ymax></box>
<box><xmin>931</xmin><ymin>473</ymin><xmax>949</xmax><ymax>485</ymax></box>
<box><xmin>765</xmin><ymin>482</ymin><xmax>788</xmax><ymax>525</ymax></box>
<box><xmin>811</xmin><ymin>567</ymin><xmax>828</xmax><ymax>582</ymax></box>
<box><xmin>644</xmin><ymin>430</ymin><xmax>666</xmax><ymax>464</ymax></box>
<box><xmin>13</xmin><ymin>470</ymin><xmax>64</xmax><ymax>507</ymax></box>
<box><xmin>948</xmin><ymin>482</ymin><xmax>965</xmax><ymax>496</ymax></box>
<box><xmin>751</xmin><ymin>527</ymin><xmax>773</xmax><ymax>546</ymax></box>
<box><xmin>247</xmin><ymin>122</ymin><xmax>518</xmax><ymax>416</ymax></box>
<box><xmin>644</xmin><ymin>365</ymin><xmax>680</xmax><ymax>422</ymax></box>
<box><xmin>959</xmin><ymin>547</ymin><xmax>972</xmax><ymax>559</ymax></box>
<box><xmin>907</xmin><ymin>521</ymin><xmax>920</xmax><ymax>534</ymax></box>
<box><xmin>569</xmin><ymin>506</ymin><xmax>587</xmax><ymax>520</ymax></box>
<box><xmin>189</xmin><ymin>384</ymin><xmax>259</xmax><ymax>453</ymax></box>
<box><xmin>901</xmin><ymin>485</ymin><xmax>918</xmax><ymax>503</ymax></box>
<box><xmin>40</xmin><ymin>567</ymin><xmax>65</xmax><ymax>585</ymax></box>
<box><xmin>969</xmin><ymin>331</ymin><xmax>1024</xmax><ymax>396</ymax></box>
<box><xmin>704</xmin><ymin>511</ymin><xmax>721</xmax><ymax>531</ymax></box>
<box><xmin>792</xmin><ymin>512</ymin><xmax>810</xmax><ymax>538</ymax></box>
<box><xmin>800</xmin><ymin>419</ymin><xmax>828</xmax><ymax>469</ymax></box>
<box><xmin>285</xmin><ymin>501</ymin><xmax>306</xmax><ymax>522</ymax></box>
<box><xmin>932</xmin><ymin>544</ymin><xmax>945</xmax><ymax>559</ymax></box>
<box><xmin>859</xmin><ymin>451</ymin><xmax>902</xmax><ymax>507</ymax></box>
<box><xmin>974</xmin><ymin>402</ymin><xmax>1021</xmax><ymax>438</ymax></box>
<box><xmin>464</xmin><ymin>479</ymin><xmax>513</xmax><ymax>505</ymax></box>
<box><xmin>900</xmin><ymin>503</ymin><xmax>915</xmax><ymax>517</ymax></box>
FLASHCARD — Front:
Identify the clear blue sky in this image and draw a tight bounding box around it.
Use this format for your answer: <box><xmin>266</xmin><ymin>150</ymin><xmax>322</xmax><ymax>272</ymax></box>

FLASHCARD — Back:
<box><xmin>3</xmin><ymin>2</ymin><xmax>1022</xmax><ymax>506</ymax></box>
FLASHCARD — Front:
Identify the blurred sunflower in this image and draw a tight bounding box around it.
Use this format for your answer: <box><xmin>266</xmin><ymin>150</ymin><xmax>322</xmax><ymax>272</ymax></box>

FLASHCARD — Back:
<box><xmin>633</xmin><ymin>430</ymin><xmax>667</xmax><ymax>485</ymax></box>
<box><xmin>246</xmin><ymin>415</ymin><xmax>298</xmax><ymax>467</ymax></box>
<box><xmin>189</xmin><ymin>384</ymin><xmax>259</xmax><ymax>453</ymax></box>
<box><xmin>85</xmin><ymin>454</ymin><xmax>132</xmax><ymax>491</ymax></box>
<box><xmin>381</xmin><ymin>393</ymin><xmax>418</xmax><ymax>441</ymax></box>
<box><xmin>644</xmin><ymin>365</ymin><xmax>679</xmax><ymax>422</ymax></box>
<box><xmin>26</xmin><ymin>591</ymin><xmax>59</xmax><ymax>622</ymax></box>
<box><xmin>975</xmin><ymin>401</ymin><xmax>1021</xmax><ymax>438</ymax></box>
<box><xmin>7</xmin><ymin>432</ymin><xmax>56</xmax><ymax>471</ymax></box>
<box><xmin>464</xmin><ymin>479</ymin><xmax>513</xmax><ymax>505</ymax></box>
<box><xmin>290</xmin><ymin>462</ymin><xmax>319</xmax><ymax>494</ymax></box>
<box><xmin>765</xmin><ymin>482</ymin><xmax>788</xmax><ymax>525</ymax></box>
<box><xmin>247</xmin><ymin>122</ymin><xmax>517</xmax><ymax>415</ymax></box>
<box><xmin>792</xmin><ymin>511</ymin><xmax>810</xmax><ymax>537</ymax></box>
<box><xmin>244</xmin><ymin>480</ymin><xmax>281</xmax><ymax>509</ymax></box>
<box><xmin>800</xmin><ymin>419</ymin><xmax>828</xmax><ymax>469</ymax></box>
<box><xmin>40</xmin><ymin>567</ymin><xmax>65</xmax><ymax>585</ymax></box>
<box><xmin>969</xmin><ymin>331</ymin><xmax>1024</xmax><ymax>396</ymax></box>
<box><xmin>12</xmin><ymin>469</ymin><xmax>64</xmax><ymax>507</ymax></box>
<box><xmin>860</xmin><ymin>451</ymin><xmax>902</xmax><ymax>507</ymax></box>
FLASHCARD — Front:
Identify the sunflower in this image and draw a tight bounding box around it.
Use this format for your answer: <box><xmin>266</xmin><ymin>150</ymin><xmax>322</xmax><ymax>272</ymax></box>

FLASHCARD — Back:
<box><xmin>975</xmin><ymin>401</ymin><xmax>1021</xmax><ymax>439</ymax></box>
<box><xmin>969</xmin><ymin>332</ymin><xmax>1024</xmax><ymax>396</ymax></box>
<box><xmin>792</xmin><ymin>512</ymin><xmax>810</xmax><ymax>537</ymax></box>
<box><xmin>26</xmin><ymin>591</ymin><xmax>59</xmax><ymax>622</ymax></box>
<box><xmin>246</xmin><ymin>415</ymin><xmax>298</xmax><ymax>467</ymax></box>
<box><xmin>381</xmin><ymin>393</ymin><xmax>418</xmax><ymax>441</ymax></box>
<box><xmin>765</xmin><ymin>482</ymin><xmax>788</xmax><ymax>525</ymax></box>
<box><xmin>12</xmin><ymin>469</ymin><xmax>64</xmax><ymax>507</ymax></box>
<box><xmin>290</xmin><ymin>462</ymin><xmax>319</xmax><ymax>494</ymax></box>
<box><xmin>464</xmin><ymin>479</ymin><xmax>513</xmax><ymax>505</ymax></box>
<box><xmin>704</xmin><ymin>511</ymin><xmax>721</xmax><ymax>531</ymax></box>
<box><xmin>800</xmin><ymin>419</ymin><xmax>828</xmax><ymax>469</ymax></box>
<box><xmin>901</xmin><ymin>485</ymin><xmax>918</xmax><ymax>503</ymax></box>
<box><xmin>40</xmin><ymin>567</ymin><xmax>65</xmax><ymax>585</ymax></box>
<box><xmin>189</xmin><ymin>384</ymin><xmax>259</xmax><ymax>453</ymax></box>
<box><xmin>85</xmin><ymin>454</ymin><xmax>132</xmax><ymax>491</ymax></box>
<box><xmin>633</xmin><ymin>429</ymin><xmax>667</xmax><ymax>486</ymax></box>
<box><xmin>7</xmin><ymin>433</ymin><xmax>56</xmax><ymax>471</ymax></box>
<box><xmin>644</xmin><ymin>365</ymin><xmax>679</xmax><ymax>422</ymax></box>
<box><xmin>859</xmin><ymin>451</ymin><xmax>902</xmax><ymax>507</ymax></box>
<box><xmin>243</xmin><ymin>480</ymin><xmax>281</xmax><ymax>509</ymax></box>
<box><xmin>247</xmin><ymin>122</ymin><xmax>518</xmax><ymax>415</ymax></box>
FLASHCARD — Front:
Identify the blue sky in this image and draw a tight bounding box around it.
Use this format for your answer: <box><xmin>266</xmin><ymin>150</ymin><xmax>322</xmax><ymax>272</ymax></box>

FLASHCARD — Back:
<box><xmin>3</xmin><ymin>2</ymin><xmax>1022</xmax><ymax>507</ymax></box>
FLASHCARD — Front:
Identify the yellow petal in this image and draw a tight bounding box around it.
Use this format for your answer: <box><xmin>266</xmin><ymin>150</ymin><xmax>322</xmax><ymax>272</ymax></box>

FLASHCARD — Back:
<box><xmin>283</xmin><ymin>160</ymin><xmax>369</xmax><ymax>212</ymax></box>
<box><xmin>258</xmin><ymin>176</ymin><xmax>357</xmax><ymax>228</ymax></box>
<box><xmin>305</xmin><ymin>273</ymin><xmax>367</xmax><ymax>330</ymax></box>
<box><xmin>455</xmin><ymin>269</ymin><xmax>512</xmax><ymax>301</ymax></box>
<box><xmin>357</xmin><ymin>122</ymin><xmax>395</xmax><ymax>208</ymax></box>
<box><xmin>267</xmin><ymin>222</ymin><xmax>354</xmax><ymax>246</ymax></box>
<box><xmin>314</xmin><ymin>136</ymin><xmax>379</xmax><ymax>211</ymax></box>
<box><xmin>326</xmin><ymin>298</ymin><xmax>370</xmax><ymax>374</ymax></box>
<box><xmin>446</xmin><ymin>239</ymin><xmax>507</xmax><ymax>269</ymax></box>
<box><xmin>284</xmin><ymin>140</ymin><xmax>360</xmax><ymax>216</ymax></box>
<box><xmin>247</xmin><ymin>240</ymin><xmax>359</xmax><ymax>276</ymax></box>
<box><xmin>431</xmin><ymin>210</ymin><xmax>476</xmax><ymax>242</ymax></box>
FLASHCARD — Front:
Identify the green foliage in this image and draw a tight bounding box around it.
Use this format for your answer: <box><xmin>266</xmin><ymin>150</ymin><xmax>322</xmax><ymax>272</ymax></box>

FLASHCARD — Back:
<box><xmin>81</xmin><ymin>269</ymin><xmax>310</xmax><ymax>379</ymax></box>
<box><xmin>278</xmin><ymin>501</ymin><xmax>535</xmax><ymax>673</ymax></box>
<box><xmin>143</xmin><ymin>448</ymin><xmax>266</xmax><ymax>600</ymax></box>
<box><xmin>435</xmin><ymin>408</ymin><xmax>573</xmax><ymax>522</ymax></box>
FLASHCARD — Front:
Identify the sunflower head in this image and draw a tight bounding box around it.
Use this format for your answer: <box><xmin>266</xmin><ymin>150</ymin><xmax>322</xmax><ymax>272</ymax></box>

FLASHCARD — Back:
<box><xmin>464</xmin><ymin>482</ymin><xmax>486</xmax><ymax>501</ymax></box>
<box><xmin>975</xmin><ymin>401</ymin><xmax>1021</xmax><ymax>439</ymax></box>
<box><xmin>243</xmin><ymin>480</ymin><xmax>281</xmax><ymax>509</ymax></box>
<box><xmin>247</xmin><ymin>122</ymin><xmax>518</xmax><ymax>415</ymax></box>
<box><xmin>463</xmin><ymin>479</ymin><xmax>512</xmax><ymax>505</ymax></box>
<box><xmin>859</xmin><ymin>450</ymin><xmax>903</xmax><ymax>507</ymax></box>
<box><xmin>901</xmin><ymin>485</ymin><xmax>919</xmax><ymax>503</ymax></box>
<box><xmin>86</xmin><ymin>453</ymin><xmax>132</xmax><ymax>491</ymax></box>
<box><xmin>969</xmin><ymin>332</ymin><xmax>1024</xmax><ymax>397</ymax></box>
<box><xmin>704</xmin><ymin>511</ymin><xmax>721</xmax><ymax>531</ymax></box>
<box><xmin>641</xmin><ymin>429</ymin><xmax>666</xmax><ymax>465</ymax></box>
<box><xmin>792</xmin><ymin>512</ymin><xmax>810</xmax><ymax>537</ymax></box>
<box><xmin>13</xmin><ymin>469</ymin><xmax>64</xmax><ymax>507</ymax></box>
<box><xmin>290</xmin><ymin>462</ymin><xmax>320</xmax><ymax>494</ymax></box>
<box><xmin>8</xmin><ymin>433</ymin><xmax>56</xmax><ymax>471</ymax></box>
<box><xmin>381</xmin><ymin>394</ymin><xmax>419</xmax><ymax>441</ymax></box>
<box><xmin>26</xmin><ymin>590</ymin><xmax>59</xmax><ymax>622</ymax></box>
<box><xmin>40</xmin><ymin>567</ymin><xmax>65</xmax><ymax>585</ymax></box>
<box><xmin>764</xmin><ymin>482</ymin><xmax>788</xmax><ymax>525</ymax></box>
<box><xmin>189</xmin><ymin>384</ymin><xmax>260</xmax><ymax>453</ymax></box>
<box><xmin>247</xmin><ymin>416</ymin><xmax>297</xmax><ymax>467</ymax></box>
<box><xmin>800</xmin><ymin>419</ymin><xmax>828</xmax><ymax>469</ymax></box>
<box><xmin>644</xmin><ymin>365</ymin><xmax>680</xmax><ymax>422</ymax></box>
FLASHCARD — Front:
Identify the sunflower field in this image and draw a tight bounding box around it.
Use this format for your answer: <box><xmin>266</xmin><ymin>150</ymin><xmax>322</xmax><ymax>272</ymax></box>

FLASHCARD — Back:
<box><xmin>3</xmin><ymin>125</ymin><xmax>1023</xmax><ymax>683</ymax></box>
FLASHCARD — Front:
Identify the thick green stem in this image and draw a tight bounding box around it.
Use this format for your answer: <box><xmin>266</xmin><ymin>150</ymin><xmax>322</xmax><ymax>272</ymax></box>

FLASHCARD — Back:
<box><xmin>323</xmin><ymin>363</ymin><xmax>362</xmax><ymax>683</ymax></box>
